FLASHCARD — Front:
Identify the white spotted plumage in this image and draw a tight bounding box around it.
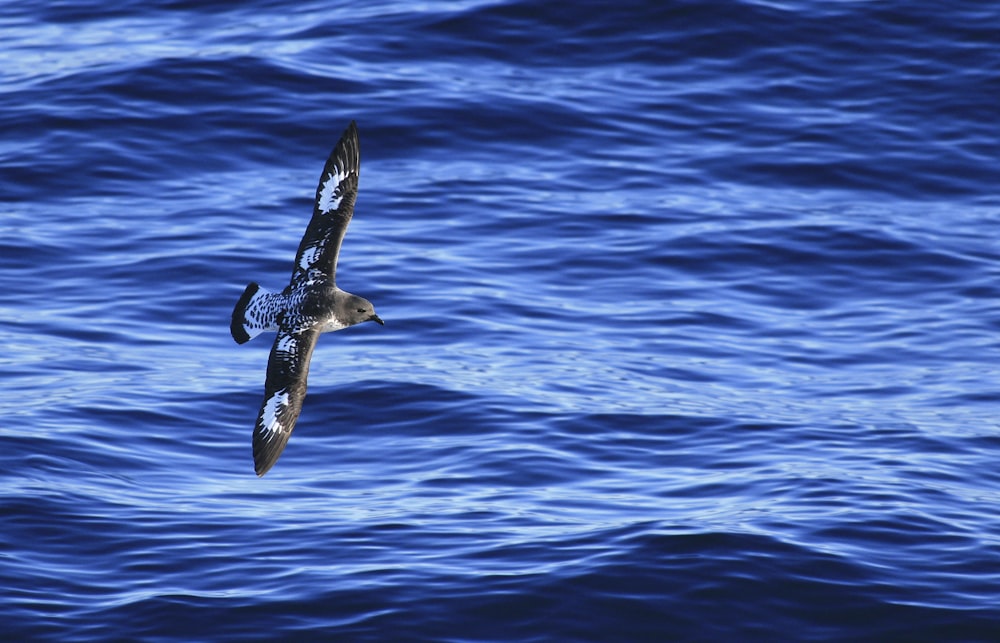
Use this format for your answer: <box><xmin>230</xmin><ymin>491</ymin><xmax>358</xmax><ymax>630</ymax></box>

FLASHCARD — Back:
<box><xmin>239</xmin><ymin>286</ymin><xmax>281</xmax><ymax>341</ymax></box>
<box><xmin>275</xmin><ymin>333</ymin><xmax>296</xmax><ymax>354</ymax></box>
<box><xmin>230</xmin><ymin>121</ymin><xmax>383</xmax><ymax>477</ymax></box>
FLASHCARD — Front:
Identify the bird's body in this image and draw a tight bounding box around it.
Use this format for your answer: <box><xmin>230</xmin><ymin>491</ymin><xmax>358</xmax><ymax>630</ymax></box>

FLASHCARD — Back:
<box><xmin>231</xmin><ymin>121</ymin><xmax>382</xmax><ymax>476</ymax></box>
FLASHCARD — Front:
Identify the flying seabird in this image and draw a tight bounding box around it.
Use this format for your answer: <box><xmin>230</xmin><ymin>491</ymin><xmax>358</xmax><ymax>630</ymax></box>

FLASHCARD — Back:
<box><xmin>231</xmin><ymin>121</ymin><xmax>383</xmax><ymax>476</ymax></box>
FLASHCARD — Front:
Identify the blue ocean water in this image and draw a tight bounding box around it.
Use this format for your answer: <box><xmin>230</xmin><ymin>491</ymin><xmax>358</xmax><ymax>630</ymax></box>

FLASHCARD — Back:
<box><xmin>2</xmin><ymin>0</ymin><xmax>999</xmax><ymax>639</ymax></box>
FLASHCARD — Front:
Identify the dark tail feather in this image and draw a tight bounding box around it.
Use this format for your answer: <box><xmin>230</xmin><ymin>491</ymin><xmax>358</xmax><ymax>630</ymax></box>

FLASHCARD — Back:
<box><xmin>230</xmin><ymin>282</ymin><xmax>260</xmax><ymax>344</ymax></box>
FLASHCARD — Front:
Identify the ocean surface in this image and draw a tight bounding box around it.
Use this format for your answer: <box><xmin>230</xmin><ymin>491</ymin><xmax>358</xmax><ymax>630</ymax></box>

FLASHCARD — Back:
<box><xmin>2</xmin><ymin>0</ymin><xmax>999</xmax><ymax>640</ymax></box>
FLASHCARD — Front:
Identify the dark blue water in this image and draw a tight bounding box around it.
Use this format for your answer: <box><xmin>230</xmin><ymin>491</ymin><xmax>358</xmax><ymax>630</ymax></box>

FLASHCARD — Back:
<box><xmin>3</xmin><ymin>0</ymin><xmax>999</xmax><ymax>639</ymax></box>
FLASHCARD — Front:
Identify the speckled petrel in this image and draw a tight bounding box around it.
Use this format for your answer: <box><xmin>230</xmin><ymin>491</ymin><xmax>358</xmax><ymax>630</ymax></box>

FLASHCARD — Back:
<box><xmin>230</xmin><ymin>121</ymin><xmax>383</xmax><ymax>476</ymax></box>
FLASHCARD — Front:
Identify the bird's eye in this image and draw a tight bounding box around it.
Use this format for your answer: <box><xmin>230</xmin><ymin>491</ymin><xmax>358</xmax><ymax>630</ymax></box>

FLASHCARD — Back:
<box><xmin>357</xmin><ymin>308</ymin><xmax>365</xmax><ymax>313</ymax></box>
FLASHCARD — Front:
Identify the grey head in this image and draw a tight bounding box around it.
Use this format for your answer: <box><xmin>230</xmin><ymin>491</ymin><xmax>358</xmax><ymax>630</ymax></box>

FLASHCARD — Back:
<box><xmin>337</xmin><ymin>292</ymin><xmax>384</xmax><ymax>327</ymax></box>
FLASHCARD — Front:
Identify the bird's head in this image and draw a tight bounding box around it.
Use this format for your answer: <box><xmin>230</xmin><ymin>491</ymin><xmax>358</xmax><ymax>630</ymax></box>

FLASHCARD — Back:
<box><xmin>344</xmin><ymin>294</ymin><xmax>383</xmax><ymax>327</ymax></box>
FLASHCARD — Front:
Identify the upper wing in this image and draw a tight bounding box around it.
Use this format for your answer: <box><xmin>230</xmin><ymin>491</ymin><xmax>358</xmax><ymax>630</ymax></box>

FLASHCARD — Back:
<box><xmin>289</xmin><ymin>121</ymin><xmax>361</xmax><ymax>287</ymax></box>
<box><xmin>252</xmin><ymin>326</ymin><xmax>319</xmax><ymax>476</ymax></box>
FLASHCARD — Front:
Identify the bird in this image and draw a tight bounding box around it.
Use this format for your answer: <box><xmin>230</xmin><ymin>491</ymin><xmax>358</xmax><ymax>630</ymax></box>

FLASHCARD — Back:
<box><xmin>230</xmin><ymin>121</ymin><xmax>383</xmax><ymax>476</ymax></box>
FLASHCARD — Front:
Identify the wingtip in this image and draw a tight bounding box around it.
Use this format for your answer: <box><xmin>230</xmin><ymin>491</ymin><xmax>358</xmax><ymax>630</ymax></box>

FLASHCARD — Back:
<box><xmin>253</xmin><ymin>428</ymin><xmax>283</xmax><ymax>476</ymax></box>
<box><xmin>343</xmin><ymin>120</ymin><xmax>359</xmax><ymax>154</ymax></box>
<box><xmin>253</xmin><ymin>445</ymin><xmax>280</xmax><ymax>477</ymax></box>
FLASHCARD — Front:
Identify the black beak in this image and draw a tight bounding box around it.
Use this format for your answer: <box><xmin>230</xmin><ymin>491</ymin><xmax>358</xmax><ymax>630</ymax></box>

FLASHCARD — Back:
<box><xmin>369</xmin><ymin>314</ymin><xmax>384</xmax><ymax>326</ymax></box>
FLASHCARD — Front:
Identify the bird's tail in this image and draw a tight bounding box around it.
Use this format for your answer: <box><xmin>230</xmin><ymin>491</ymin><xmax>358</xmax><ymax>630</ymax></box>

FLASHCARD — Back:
<box><xmin>231</xmin><ymin>282</ymin><xmax>271</xmax><ymax>344</ymax></box>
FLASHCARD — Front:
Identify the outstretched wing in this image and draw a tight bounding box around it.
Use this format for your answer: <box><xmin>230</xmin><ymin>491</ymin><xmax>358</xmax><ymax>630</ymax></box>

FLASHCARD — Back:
<box><xmin>252</xmin><ymin>326</ymin><xmax>319</xmax><ymax>476</ymax></box>
<box><xmin>289</xmin><ymin>121</ymin><xmax>360</xmax><ymax>287</ymax></box>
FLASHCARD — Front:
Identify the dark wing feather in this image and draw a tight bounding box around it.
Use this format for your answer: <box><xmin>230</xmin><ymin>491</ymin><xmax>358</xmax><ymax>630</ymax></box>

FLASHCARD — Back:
<box><xmin>289</xmin><ymin>121</ymin><xmax>360</xmax><ymax>287</ymax></box>
<box><xmin>252</xmin><ymin>326</ymin><xmax>319</xmax><ymax>476</ymax></box>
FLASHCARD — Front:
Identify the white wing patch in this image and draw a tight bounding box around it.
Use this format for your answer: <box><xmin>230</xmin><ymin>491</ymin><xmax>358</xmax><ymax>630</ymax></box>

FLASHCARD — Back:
<box><xmin>259</xmin><ymin>389</ymin><xmax>290</xmax><ymax>442</ymax></box>
<box><xmin>275</xmin><ymin>333</ymin><xmax>297</xmax><ymax>354</ymax></box>
<box><xmin>317</xmin><ymin>168</ymin><xmax>347</xmax><ymax>214</ymax></box>
<box><xmin>298</xmin><ymin>244</ymin><xmax>322</xmax><ymax>271</ymax></box>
